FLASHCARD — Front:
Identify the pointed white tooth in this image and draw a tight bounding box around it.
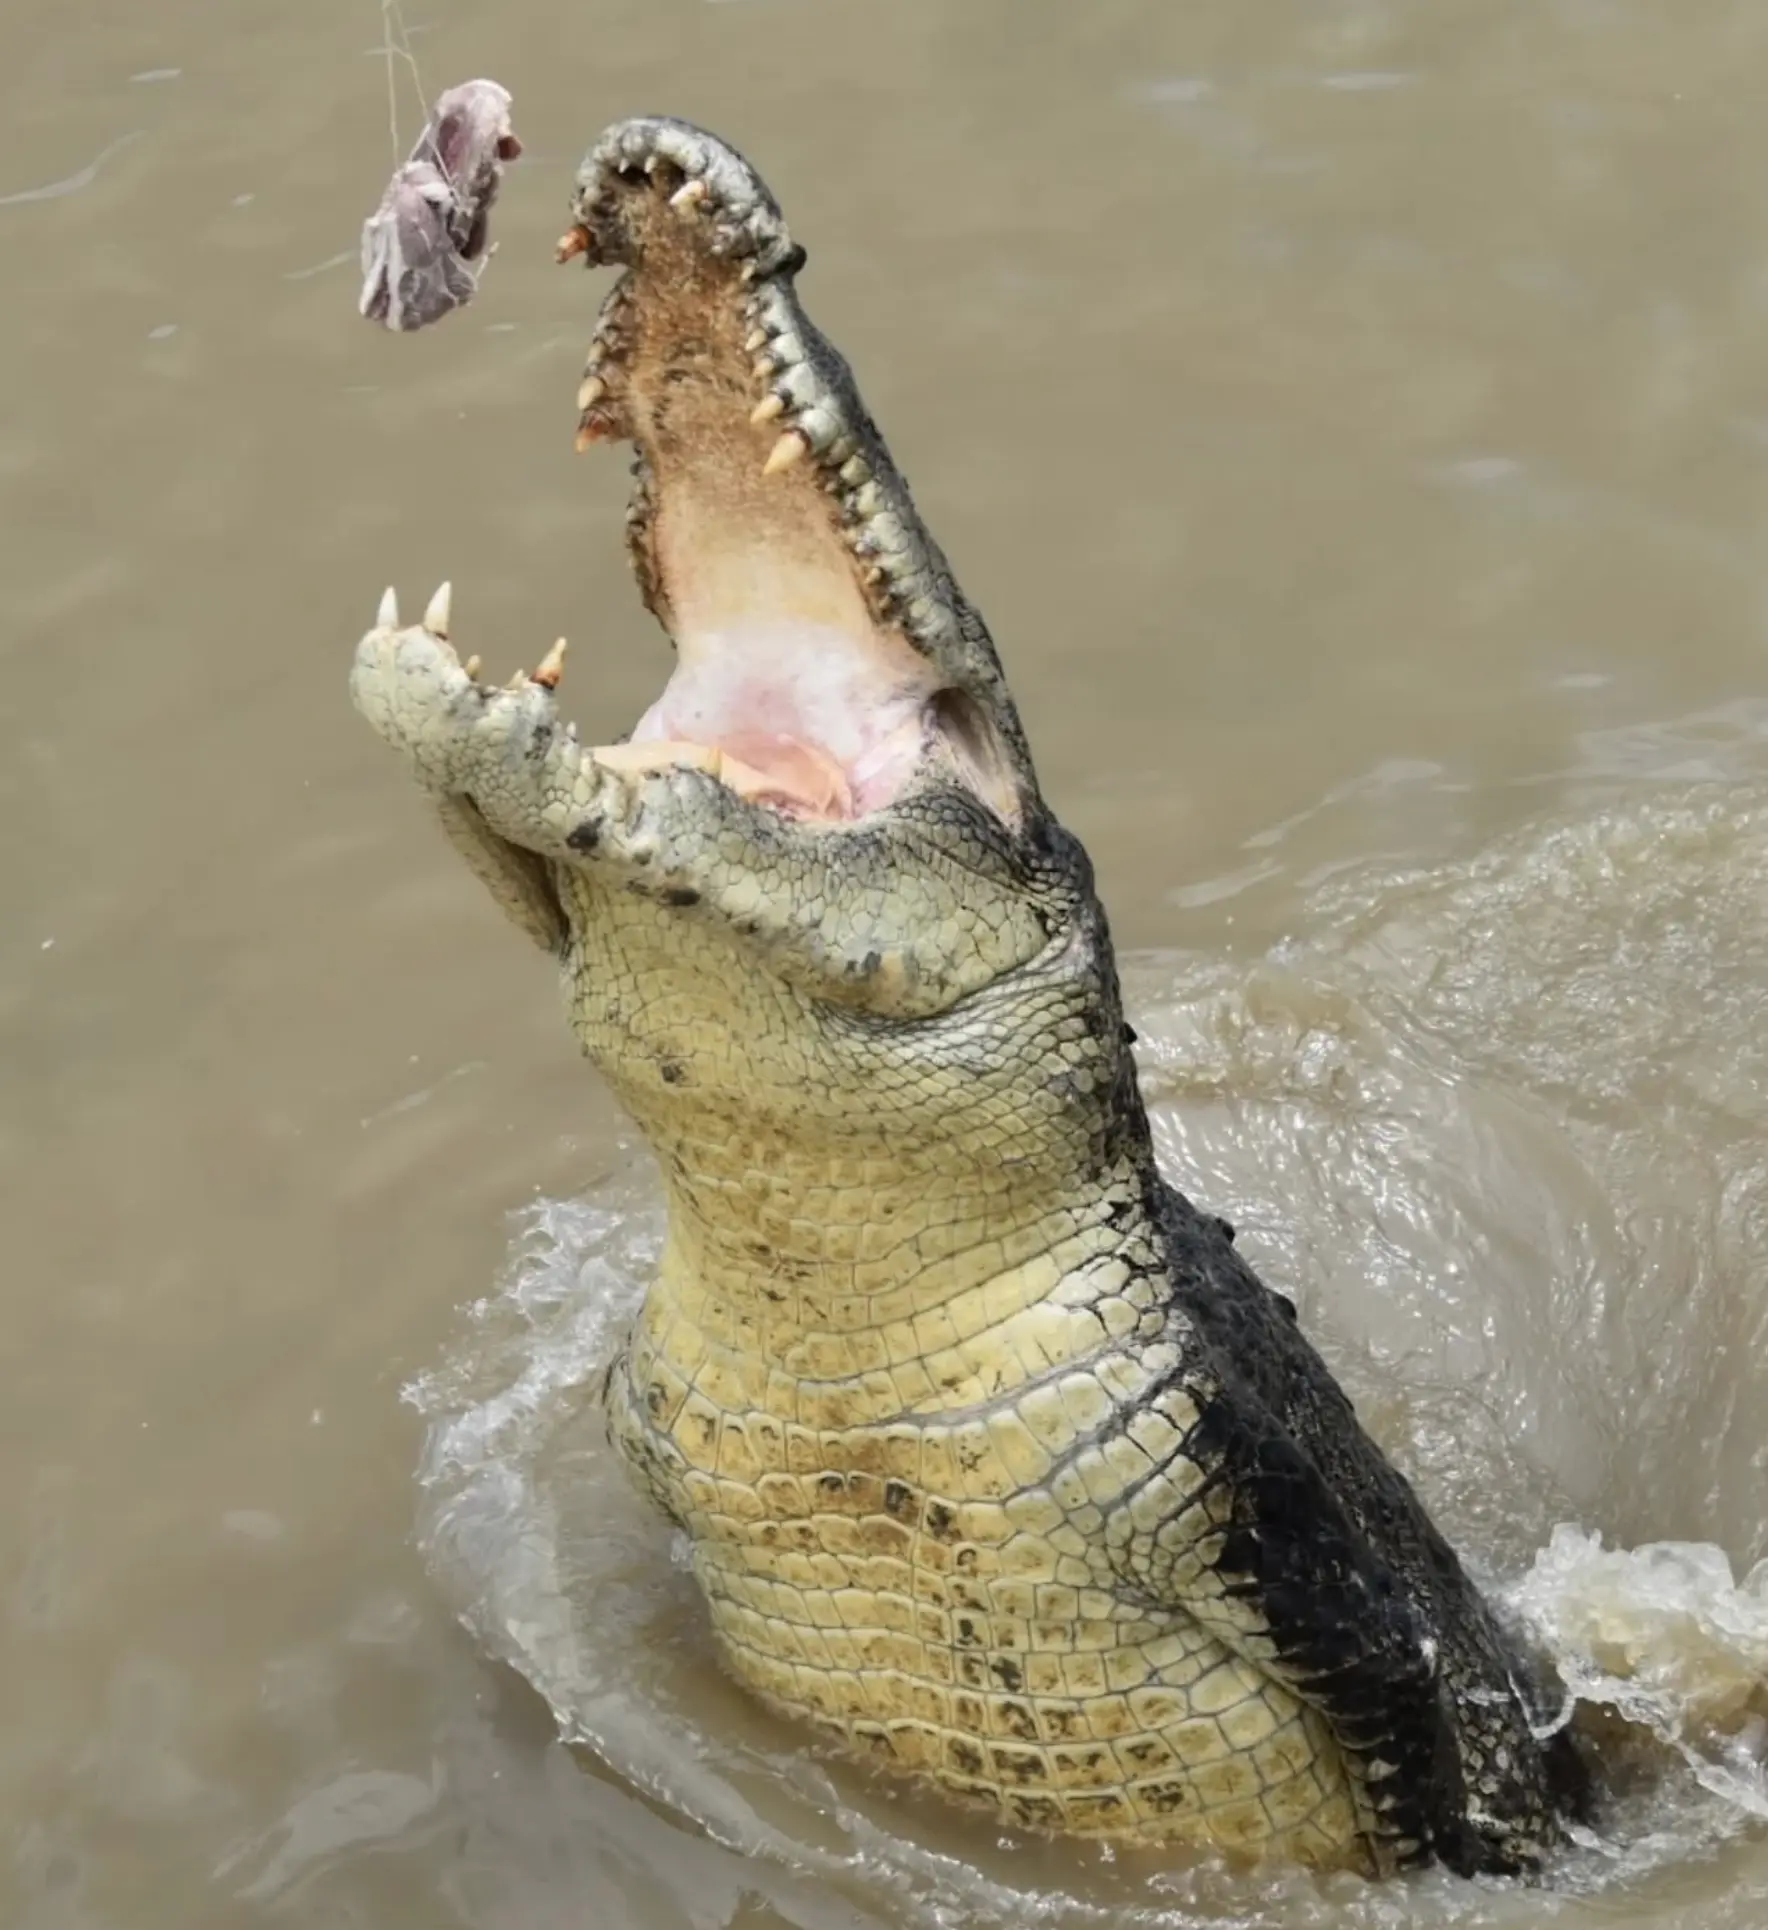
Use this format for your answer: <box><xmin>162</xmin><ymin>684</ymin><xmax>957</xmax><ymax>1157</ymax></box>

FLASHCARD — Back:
<box><xmin>463</xmin><ymin>654</ymin><xmax>483</xmax><ymax>679</ymax></box>
<box><xmin>577</xmin><ymin>375</ymin><xmax>606</xmax><ymax>412</ymax></box>
<box><xmin>422</xmin><ymin>581</ymin><xmax>452</xmax><ymax>638</ymax></box>
<box><xmin>749</xmin><ymin>394</ymin><xmax>785</xmax><ymax>427</ymax></box>
<box><xmin>743</xmin><ymin>328</ymin><xmax>768</xmax><ymax>353</ymax></box>
<box><xmin>762</xmin><ymin>431</ymin><xmax>809</xmax><ymax>476</ymax></box>
<box><xmin>377</xmin><ymin>586</ymin><xmax>399</xmax><ymax>628</ymax></box>
<box><xmin>532</xmin><ymin>637</ymin><xmax>568</xmax><ymax>689</ymax></box>
<box><xmin>669</xmin><ymin>178</ymin><xmax>707</xmax><ymax>211</ymax></box>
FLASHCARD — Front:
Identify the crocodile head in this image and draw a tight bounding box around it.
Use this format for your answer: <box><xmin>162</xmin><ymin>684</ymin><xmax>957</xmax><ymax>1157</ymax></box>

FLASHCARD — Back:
<box><xmin>558</xmin><ymin>117</ymin><xmax>1039</xmax><ymax>831</ymax></box>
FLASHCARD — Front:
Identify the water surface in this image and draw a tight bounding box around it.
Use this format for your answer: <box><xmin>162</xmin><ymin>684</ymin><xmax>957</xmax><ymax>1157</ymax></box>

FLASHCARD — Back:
<box><xmin>5</xmin><ymin>2</ymin><xmax>1768</xmax><ymax>1926</ymax></box>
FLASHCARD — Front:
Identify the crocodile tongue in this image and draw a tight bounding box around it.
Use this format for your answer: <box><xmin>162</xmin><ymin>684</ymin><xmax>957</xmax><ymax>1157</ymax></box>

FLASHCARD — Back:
<box><xmin>590</xmin><ymin>731</ymin><xmax>854</xmax><ymax>817</ymax></box>
<box><xmin>712</xmin><ymin>732</ymin><xmax>853</xmax><ymax>816</ymax></box>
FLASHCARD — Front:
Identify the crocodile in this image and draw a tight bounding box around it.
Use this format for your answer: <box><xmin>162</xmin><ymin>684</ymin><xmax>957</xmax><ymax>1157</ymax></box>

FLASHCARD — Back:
<box><xmin>349</xmin><ymin>115</ymin><xmax>1589</xmax><ymax>1877</ymax></box>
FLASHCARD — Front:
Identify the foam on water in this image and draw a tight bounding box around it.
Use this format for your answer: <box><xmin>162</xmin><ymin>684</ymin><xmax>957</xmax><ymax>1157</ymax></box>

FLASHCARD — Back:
<box><xmin>404</xmin><ymin>766</ymin><xmax>1768</xmax><ymax>1930</ymax></box>
<box><xmin>1511</xmin><ymin>1528</ymin><xmax>1768</xmax><ymax>1819</ymax></box>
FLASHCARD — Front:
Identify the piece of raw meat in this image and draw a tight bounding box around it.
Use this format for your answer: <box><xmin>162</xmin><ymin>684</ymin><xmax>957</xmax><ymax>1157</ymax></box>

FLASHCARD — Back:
<box><xmin>359</xmin><ymin>80</ymin><xmax>520</xmax><ymax>332</ymax></box>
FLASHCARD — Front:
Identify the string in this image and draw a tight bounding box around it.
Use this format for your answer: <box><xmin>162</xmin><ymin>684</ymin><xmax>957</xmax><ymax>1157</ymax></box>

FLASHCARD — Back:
<box><xmin>379</xmin><ymin>0</ymin><xmax>429</xmax><ymax>164</ymax></box>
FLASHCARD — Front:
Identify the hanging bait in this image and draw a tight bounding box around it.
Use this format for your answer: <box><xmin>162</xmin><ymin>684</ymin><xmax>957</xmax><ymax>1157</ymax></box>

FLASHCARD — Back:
<box><xmin>359</xmin><ymin>79</ymin><xmax>521</xmax><ymax>332</ymax></box>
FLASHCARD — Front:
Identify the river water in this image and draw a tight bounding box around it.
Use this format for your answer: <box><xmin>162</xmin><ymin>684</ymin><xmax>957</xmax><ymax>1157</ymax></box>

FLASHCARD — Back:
<box><xmin>6</xmin><ymin>2</ymin><xmax>1768</xmax><ymax>1926</ymax></box>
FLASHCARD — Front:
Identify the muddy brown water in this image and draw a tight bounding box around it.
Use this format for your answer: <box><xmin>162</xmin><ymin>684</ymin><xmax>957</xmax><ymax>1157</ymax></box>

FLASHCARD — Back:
<box><xmin>7</xmin><ymin>1</ymin><xmax>1768</xmax><ymax>1925</ymax></box>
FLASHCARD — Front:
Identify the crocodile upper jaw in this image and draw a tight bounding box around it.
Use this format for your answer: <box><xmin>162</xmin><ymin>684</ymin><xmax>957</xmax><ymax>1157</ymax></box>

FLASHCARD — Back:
<box><xmin>558</xmin><ymin>118</ymin><xmax>1033</xmax><ymax>828</ymax></box>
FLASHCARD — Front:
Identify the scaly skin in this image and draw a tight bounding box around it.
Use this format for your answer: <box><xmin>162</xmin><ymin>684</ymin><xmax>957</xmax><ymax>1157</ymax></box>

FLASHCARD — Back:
<box><xmin>350</xmin><ymin>116</ymin><xmax>1588</xmax><ymax>1876</ymax></box>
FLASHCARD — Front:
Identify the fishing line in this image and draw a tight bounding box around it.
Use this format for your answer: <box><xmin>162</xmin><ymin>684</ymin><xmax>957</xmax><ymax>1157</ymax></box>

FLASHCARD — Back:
<box><xmin>379</xmin><ymin>0</ymin><xmax>429</xmax><ymax>165</ymax></box>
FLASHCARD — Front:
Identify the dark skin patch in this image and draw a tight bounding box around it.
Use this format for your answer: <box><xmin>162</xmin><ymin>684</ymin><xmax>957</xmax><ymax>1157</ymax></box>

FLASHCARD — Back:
<box><xmin>1067</xmin><ymin>1793</ymin><xmax>1129</xmax><ymax>1828</ymax></box>
<box><xmin>990</xmin><ymin>1745</ymin><xmax>1049</xmax><ymax>1785</ymax></box>
<box><xmin>996</xmin><ymin>1700</ymin><xmax>1038</xmax><ymax>1741</ymax></box>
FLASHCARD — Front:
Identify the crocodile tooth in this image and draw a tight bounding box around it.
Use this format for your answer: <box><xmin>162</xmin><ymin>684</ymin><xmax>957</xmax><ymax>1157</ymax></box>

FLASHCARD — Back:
<box><xmin>463</xmin><ymin>654</ymin><xmax>483</xmax><ymax>679</ymax></box>
<box><xmin>762</xmin><ymin>430</ymin><xmax>809</xmax><ymax>476</ymax></box>
<box><xmin>669</xmin><ymin>178</ymin><xmax>708</xmax><ymax>212</ymax></box>
<box><xmin>751</xmin><ymin>356</ymin><xmax>776</xmax><ymax>382</ymax></box>
<box><xmin>574</xmin><ymin>424</ymin><xmax>599</xmax><ymax>454</ymax></box>
<box><xmin>532</xmin><ymin>638</ymin><xmax>568</xmax><ymax>689</ymax></box>
<box><xmin>422</xmin><ymin>581</ymin><xmax>452</xmax><ymax>639</ymax></box>
<box><xmin>506</xmin><ymin>666</ymin><xmax>529</xmax><ymax>689</ymax></box>
<box><xmin>377</xmin><ymin>586</ymin><xmax>399</xmax><ymax>628</ymax></box>
<box><xmin>743</xmin><ymin>328</ymin><xmax>768</xmax><ymax>354</ymax></box>
<box><xmin>555</xmin><ymin>225</ymin><xmax>590</xmax><ymax>264</ymax></box>
<box><xmin>577</xmin><ymin>375</ymin><xmax>606</xmax><ymax>412</ymax></box>
<box><xmin>749</xmin><ymin>394</ymin><xmax>785</xmax><ymax>426</ymax></box>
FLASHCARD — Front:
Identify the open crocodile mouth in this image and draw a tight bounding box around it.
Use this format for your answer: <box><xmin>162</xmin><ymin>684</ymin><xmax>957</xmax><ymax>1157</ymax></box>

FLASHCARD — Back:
<box><xmin>556</xmin><ymin>119</ymin><xmax>1023</xmax><ymax>828</ymax></box>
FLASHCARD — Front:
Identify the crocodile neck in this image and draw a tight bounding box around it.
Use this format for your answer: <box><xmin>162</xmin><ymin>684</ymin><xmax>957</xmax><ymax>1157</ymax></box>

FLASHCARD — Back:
<box><xmin>628</xmin><ymin>1130</ymin><xmax>1162</xmax><ymax>1431</ymax></box>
